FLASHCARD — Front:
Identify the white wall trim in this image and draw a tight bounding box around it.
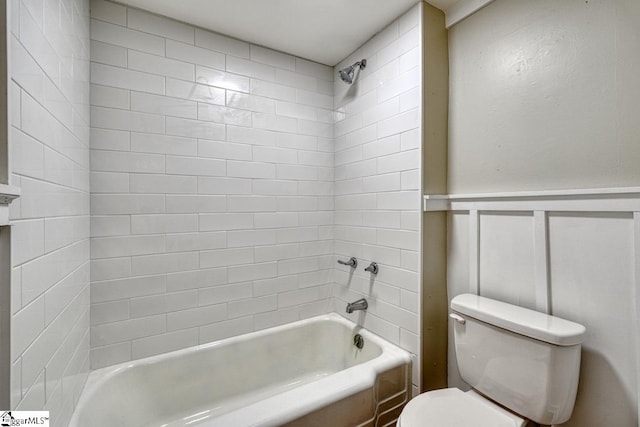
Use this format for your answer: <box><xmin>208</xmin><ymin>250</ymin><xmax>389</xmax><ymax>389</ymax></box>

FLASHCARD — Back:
<box><xmin>468</xmin><ymin>209</ymin><xmax>479</xmax><ymax>295</ymax></box>
<box><xmin>633</xmin><ymin>212</ymin><xmax>640</xmax><ymax>425</ymax></box>
<box><xmin>424</xmin><ymin>187</ymin><xmax>640</xmax><ymax>212</ymax></box>
<box><xmin>0</xmin><ymin>184</ymin><xmax>19</xmax><ymax>226</ymax></box>
<box><xmin>533</xmin><ymin>211</ymin><xmax>550</xmax><ymax>314</ymax></box>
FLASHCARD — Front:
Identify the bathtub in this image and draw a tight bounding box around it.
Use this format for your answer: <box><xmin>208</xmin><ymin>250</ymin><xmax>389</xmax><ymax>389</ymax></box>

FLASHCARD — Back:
<box><xmin>70</xmin><ymin>313</ymin><xmax>412</xmax><ymax>427</ymax></box>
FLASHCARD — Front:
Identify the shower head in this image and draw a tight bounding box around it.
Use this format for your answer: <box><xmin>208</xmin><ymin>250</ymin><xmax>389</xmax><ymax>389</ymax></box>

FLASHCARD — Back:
<box><xmin>338</xmin><ymin>59</ymin><xmax>367</xmax><ymax>84</ymax></box>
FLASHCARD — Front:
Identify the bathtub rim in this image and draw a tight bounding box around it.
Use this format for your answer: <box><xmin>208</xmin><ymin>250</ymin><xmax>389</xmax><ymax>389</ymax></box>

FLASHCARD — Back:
<box><xmin>72</xmin><ymin>312</ymin><xmax>412</xmax><ymax>426</ymax></box>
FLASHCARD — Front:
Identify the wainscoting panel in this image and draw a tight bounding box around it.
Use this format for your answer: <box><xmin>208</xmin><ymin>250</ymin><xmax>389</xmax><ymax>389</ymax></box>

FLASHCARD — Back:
<box><xmin>433</xmin><ymin>188</ymin><xmax>640</xmax><ymax>426</ymax></box>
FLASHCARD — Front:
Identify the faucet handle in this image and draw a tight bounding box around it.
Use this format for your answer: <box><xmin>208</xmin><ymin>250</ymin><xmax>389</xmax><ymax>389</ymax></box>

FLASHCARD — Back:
<box><xmin>364</xmin><ymin>262</ymin><xmax>378</xmax><ymax>274</ymax></box>
<box><xmin>337</xmin><ymin>257</ymin><xmax>358</xmax><ymax>268</ymax></box>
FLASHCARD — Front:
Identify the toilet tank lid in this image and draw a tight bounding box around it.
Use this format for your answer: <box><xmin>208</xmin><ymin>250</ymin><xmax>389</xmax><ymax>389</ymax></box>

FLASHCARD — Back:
<box><xmin>451</xmin><ymin>294</ymin><xmax>586</xmax><ymax>346</ymax></box>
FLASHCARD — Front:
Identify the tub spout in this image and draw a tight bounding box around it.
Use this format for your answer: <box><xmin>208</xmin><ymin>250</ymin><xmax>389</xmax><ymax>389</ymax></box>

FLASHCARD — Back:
<box><xmin>346</xmin><ymin>298</ymin><xmax>368</xmax><ymax>314</ymax></box>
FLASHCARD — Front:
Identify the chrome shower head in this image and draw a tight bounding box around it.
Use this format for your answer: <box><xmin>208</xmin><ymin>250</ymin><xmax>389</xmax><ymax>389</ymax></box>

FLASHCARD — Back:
<box><xmin>338</xmin><ymin>59</ymin><xmax>367</xmax><ymax>84</ymax></box>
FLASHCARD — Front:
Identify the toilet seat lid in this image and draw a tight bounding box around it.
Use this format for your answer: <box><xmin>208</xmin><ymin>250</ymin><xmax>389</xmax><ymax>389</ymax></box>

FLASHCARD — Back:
<box><xmin>399</xmin><ymin>388</ymin><xmax>525</xmax><ymax>427</ymax></box>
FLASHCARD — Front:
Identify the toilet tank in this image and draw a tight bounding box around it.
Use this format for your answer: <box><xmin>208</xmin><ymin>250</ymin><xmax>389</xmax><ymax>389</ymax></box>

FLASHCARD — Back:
<box><xmin>451</xmin><ymin>294</ymin><xmax>586</xmax><ymax>425</ymax></box>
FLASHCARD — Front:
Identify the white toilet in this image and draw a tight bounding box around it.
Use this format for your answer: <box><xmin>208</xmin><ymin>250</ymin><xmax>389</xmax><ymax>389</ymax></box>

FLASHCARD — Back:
<box><xmin>399</xmin><ymin>293</ymin><xmax>586</xmax><ymax>427</ymax></box>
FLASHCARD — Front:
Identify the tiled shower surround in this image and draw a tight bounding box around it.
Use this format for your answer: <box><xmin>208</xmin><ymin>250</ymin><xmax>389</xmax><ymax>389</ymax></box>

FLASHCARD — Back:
<box><xmin>88</xmin><ymin>0</ymin><xmax>423</xmax><ymax>392</ymax></box>
<box><xmin>9</xmin><ymin>0</ymin><xmax>91</xmax><ymax>423</ymax></box>
<box><xmin>88</xmin><ymin>0</ymin><xmax>336</xmax><ymax>367</ymax></box>
<box><xmin>0</xmin><ymin>1</ymin><xmax>425</xmax><ymax>417</ymax></box>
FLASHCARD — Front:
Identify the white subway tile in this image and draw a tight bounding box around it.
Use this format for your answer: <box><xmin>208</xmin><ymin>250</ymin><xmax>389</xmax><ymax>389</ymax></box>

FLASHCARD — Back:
<box><xmin>226</xmin><ymin>91</ymin><xmax>275</xmax><ymax>114</ymax></box>
<box><xmin>228</xmin><ymin>196</ymin><xmax>276</xmax><ymax>212</ymax></box>
<box><xmin>199</xmin><ymin>247</ymin><xmax>253</xmax><ymax>268</ymax></box>
<box><xmin>196</xmin><ymin>65</ymin><xmax>250</xmax><ymax>93</ymax></box>
<box><xmin>91</xmin><ymin>63</ymin><xmax>164</xmax><ymax>95</ymax></box>
<box><xmin>166</xmin><ymin>78</ymin><xmax>225</xmax><ymax>106</ymax></box>
<box><xmin>228</xmin><ymin>295</ymin><xmax>277</xmax><ymax>319</ymax></box>
<box><xmin>254</xmin><ymin>243</ymin><xmax>299</xmax><ymax>263</ymax></box>
<box><xmin>127</xmin><ymin>8</ymin><xmax>195</xmax><ymax>44</ymax></box>
<box><xmin>295</xmin><ymin>58</ymin><xmax>332</xmax><ymax>81</ymax></box>
<box><xmin>91</xmin><ymin>275</ymin><xmax>165</xmax><ymax>303</ymax></box>
<box><xmin>228</xmin><ymin>229</ymin><xmax>277</xmax><ymax>248</ymax></box>
<box><xmin>363</xmin><ymin>134</ymin><xmax>401</xmax><ymax>160</ymax></box>
<box><xmin>131</xmin><ymin>214</ymin><xmax>198</xmax><ymax>234</ymax></box>
<box><xmin>12</xmin><ymin>296</ymin><xmax>45</xmax><ymax>356</ymax></box>
<box><xmin>199</xmin><ymin>317</ymin><xmax>254</xmax><ymax>344</ymax></box>
<box><xmin>228</xmin><ymin>262</ymin><xmax>277</xmax><ymax>284</ymax></box>
<box><xmin>195</xmin><ymin>29</ymin><xmax>250</xmax><ymax>58</ymax></box>
<box><xmin>132</xmin><ymin>328</ymin><xmax>199</xmax><ymax>359</ymax></box>
<box><xmin>90</xmin><ymin>0</ymin><xmax>126</xmax><ymax>25</ymax></box>
<box><xmin>166</xmin><ymin>116</ymin><xmax>225</xmax><ymax>140</ymax></box>
<box><xmin>129</xmin><ymin>291</ymin><xmax>196</xmax><ymax>319</ymax></box>
<box><xmin>91</xmin><ymin>128</ymin><xmax>130</xmax><ymax>152</ymax></box>
<box><xmin>198</xmin><ymin>139</ymin><xmax>252</xmax><ymax>161</ymax></box>
<box><xmin>130</xmin><ymin>92</ymin><xmax>197</xmax><ymax>119</ymax></box>
<box><xmin>91</xmin><ymin>216</ymin><xmax>131</xmax><ymax>238</ymax></box>
<box><xmin>128</xmin><ymin>50</ymin><xmax>195</xmax><ymax>81</ymax></box>
<box><xmin>166</xmin><ymin>40</ymin><xmax>225</xmax><ymax>70</ymax></box>
<box><xmin>166</xmin><ymin>195</ymin><xmax>226</xmax><ymax>214</ymax></box>
<box><xmin>90</xmin><ymin>300</ymin><xmax>129</xmax><ymax>326</ymax></box>
<box><xmin>90</xmin><ymin>257</ymin><xmax>132</xmax><ymax>282</ymax></box>
<box><xmin>199</xmin><ymin>213</ymin><xmax>253</xmax><ymax>232</ymax></box>
<box><xmin>227</xmin><ymin>55</ymin><xmax>276</xmax><ymax>81</ymax></box>
<box><xmin>166</xmin><ymin>156</ymin><xmax>226</xmax><ymax>177</ymax></box>
<box><xmin>198</xmin><ymin>177</ymin><xmax>252</xmax><ymax>195</ymax></box>
<box><xmin>12</xmin><ymin>219</ymin><xmax>45</xmax><ymax>266</ymax></box>
<box><xmin>90</xmin><ymin>342</ymin><xmax>131</xmax><ymax>369</ymax></box>
<box><xmin>377</xmin><ymin>149</ymin><xmax>420</xmax><ymax>174</ymax></box>
<box><xmin>91</xmin><ymin>171</ymin><xmax>128</xmax><ymax>193</ymax></box>
<box><xmin>91</xmin><ymin>194</ymin><xmax>165</xmax><ymax>215</ymax></box>
<box><xmin>166</xmin><ymin>231</ymin><xmax>226</xmax><ymax>252</ymax></box>
<box><xmin>276</xmin><ymin>164</ymin><xmax>317</xmax><ymax>181</ymax></box>
<box><xmin>252</xmin><ymin>112</ymin><xmax>297</xmax><ymax>133</ymax></box>
<box><xmin>90</xmin><ymin>40</ymin><xmax>127</xmax><ymax>67</ymax></box>
<box><xmin>275</xmin><ymin>69</ymin><xmax>316</xmax><ymax>91</ymax></box>
<box><xmin>91</xmin><ymin>84</ymin><xmax>129</xmax><ymax>109</ymax></box>
<box><xmin>132</xmin><ymin>252</ymin><xmax>199</xmax><ymax>275</ymax></box>
<box><xmin>197</xmin><ymin>103</ymin><xmax>252</xmax><ymax>126</ymax></box>
<box><xmin>277</xmin><ymin>227</ymin><xmax>319</xmax><ymax>244</ymax></box>
<box><xmin>91</xmin><ymin>106</ymin><xmax>165</xmax><ymax>134</ymax></box>
<box><xmin>254</xmin><ymin>307</ymin><xmax>300</xmax><ymax>330</ymax></box>
<box><xmin>91</xmin><ymin>150</ymin><xmax>164</xmax><ymax>173</ymax></box>
<box><xmin>166</xmin><ymin>268</ymin><xmax>228</xmax><ymax>292</ymax></box>
<box><xmin>199</xmin><ymin>282</ymin><xmax>252</xmax><ymax>306</ymax></box>
<box><xmin>253</xmin><ymin>180</ymin><xmax>297</xmax><ymax>196</ymax></box>
<box><xmin>250</xmin><ymin>79</ymin><xmax>296</xmax><ymax>102</ymax></box>
<box><xmin>167</xmin><ymin>304</ymin><xmax>226</xmax><ymax>331</ymax></box>
<box><xmin>278</xmin><ymin>285</ymin><xmax>331</xmax><ymax>308</ymax></box>
<box><xmin>363</xmin><ymin>173</ymin><xmax>401</xmax><ymax>193</ymax></box>
<box><xmin>91</xmin><ymin>314</ymin><xmax>166</xmax><ymax>346</ymax></box>
<box><xmin>91</xmin><ymin>19</ymin><xmax>164</xmax><ymax>56</ymax></box>
<box><xmin>227</xmin><ymin>125</ymin><xmax>277</xmax><ymax>146</ymax></box>
<box><xmin>91</xmin><ymin>235</ymin><xmax>165</xmax><ymax>258</ymax></box>
<box><xmin>377</xmin><ymin>191</ymin><xmax>420</xmax><ymax>210</ymax></box>
<box><xmin>131</xmin><ymin>132</ymin><xmax>198</xmax><ymax>156</ymax></box>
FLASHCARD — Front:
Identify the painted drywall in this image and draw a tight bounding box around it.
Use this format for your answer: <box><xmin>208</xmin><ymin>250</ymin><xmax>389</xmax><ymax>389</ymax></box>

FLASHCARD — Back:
<box><xmin>333</xmin><ymin>3</ymin><xmax>423</xmax><ymax>394</ymax></box>
<box><xmin>89</xmin><ymin>0</ymin><xmax>335</xmax><ymax>367</ymax></box>
<box><xmin>8</xmin><ymin>0</ymin><xmax>91</xmax><ymax>423</ymax></box>
<box><xmin>446</xmin><ymin>0</ymin><xmax>640</xmax><ymax>424</ymax></box>
<box><xmin>448</xmin><ymin>0</ymin><xmax>640</xmax><ymax>193</ymax></box>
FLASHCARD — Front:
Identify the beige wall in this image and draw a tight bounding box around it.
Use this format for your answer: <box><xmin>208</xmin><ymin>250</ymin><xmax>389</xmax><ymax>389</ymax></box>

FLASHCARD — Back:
<box><xmin>448</xmin><ymin>0</ymin><xmax>640</xmax><ymax>193</ymax></box>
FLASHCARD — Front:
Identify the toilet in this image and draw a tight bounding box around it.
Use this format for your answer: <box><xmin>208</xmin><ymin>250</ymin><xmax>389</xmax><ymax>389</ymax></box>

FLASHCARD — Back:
<box><xmin>399</xmin><ymin>293</ymin><xmax>586</xmax><ymax>426</ymax></box>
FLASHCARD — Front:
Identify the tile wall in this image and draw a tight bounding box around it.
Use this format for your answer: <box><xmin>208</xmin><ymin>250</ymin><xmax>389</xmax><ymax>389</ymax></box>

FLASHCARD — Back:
<box><xmin>9</xmin><ymin>0</ymin><xmax>91</xmax><ymax>424</ymax></box>
<box><xmin>332</xmin><ymin>5</ymin><xmax>423</xmax><ymax>394</ymax></box>
<box><xmin>89</xmin><ymin>0</ymin><xmax>336</xmax><ymax>367</ymax></box>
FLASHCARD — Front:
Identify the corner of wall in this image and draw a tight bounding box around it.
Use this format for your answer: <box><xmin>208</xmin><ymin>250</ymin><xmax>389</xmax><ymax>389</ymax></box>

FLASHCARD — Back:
<box><xmin>420</xmin><ymin>1</ymin><xmax>449</xmax><ymax>391</ymax></box>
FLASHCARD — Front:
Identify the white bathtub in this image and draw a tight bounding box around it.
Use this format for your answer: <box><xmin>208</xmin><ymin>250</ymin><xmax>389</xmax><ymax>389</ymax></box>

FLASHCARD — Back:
<box><xmin>70</xmin><ymin>313</ymin><xmax>412</xmax><ymax>427</ymax></box>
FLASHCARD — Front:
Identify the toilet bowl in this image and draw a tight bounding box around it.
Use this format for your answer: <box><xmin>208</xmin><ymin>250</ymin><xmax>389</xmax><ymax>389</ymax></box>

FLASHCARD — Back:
<box><xmin>398</xmin><ymin>388</ymin><xmax>527</xmax><ymax>427</ymax></box>
<box><xmin>398</xmin><ymin>293</ymin><xmax>586</xmax><ymax>427</ymax></box>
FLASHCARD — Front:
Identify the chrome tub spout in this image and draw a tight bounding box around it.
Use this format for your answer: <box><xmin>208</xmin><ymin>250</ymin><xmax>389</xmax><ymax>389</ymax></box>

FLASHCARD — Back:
<box><xmin>346</xmin><ymin>298</ymin><xmax>368</xmax><ymax>314</ymax></box>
